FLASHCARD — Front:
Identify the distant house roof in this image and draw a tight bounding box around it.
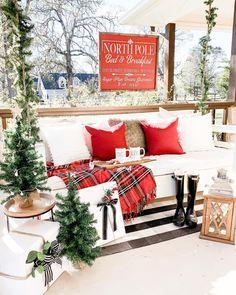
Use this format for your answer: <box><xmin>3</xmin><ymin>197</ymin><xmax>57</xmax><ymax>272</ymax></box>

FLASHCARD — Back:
<box><xmin>33</xmin><ymin>77</ymin><xmax>39</xmax><ymax>84</ymax></box>
<box><xmin>32</xmin><ymin>77</ymin><xmax>39</xmax><ymax>90</ymax></box>
<box><xmin>40</xmin><ymin>73</ymin><xmax>98</xmax><ymax>90</ymax></box>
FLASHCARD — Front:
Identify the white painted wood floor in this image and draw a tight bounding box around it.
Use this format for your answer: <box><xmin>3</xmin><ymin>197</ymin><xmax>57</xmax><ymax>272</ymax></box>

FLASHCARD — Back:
<box><xmin>46</xmin><ymin>198</ymin><xmax>236</xmax><ymax>295</ymax></box>
<box><xmin>1</xmin><ymin>198</ymin><xmax>236</xmax><ymax>295</ymax></box>
<box><xmin>46</xmin><ymin>232</ymin><xmax>236</xmax><ymax>295</ymax></box>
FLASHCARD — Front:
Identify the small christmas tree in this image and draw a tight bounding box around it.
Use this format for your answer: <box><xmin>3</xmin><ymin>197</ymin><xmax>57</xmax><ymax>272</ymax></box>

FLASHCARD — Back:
<box><xmin>0</xmin><ymin>0</ymin><xmax>49</xmax><ymax>206</ymax></box>
<box><xmin>0</xmin><ymin>117</ymin><xmax>49</xmax><ymax>203</ymax></box>
<box><xmin>55</xmin><ymin>176</ymin><xmax>100</xmax><ymax>266</ymax></box>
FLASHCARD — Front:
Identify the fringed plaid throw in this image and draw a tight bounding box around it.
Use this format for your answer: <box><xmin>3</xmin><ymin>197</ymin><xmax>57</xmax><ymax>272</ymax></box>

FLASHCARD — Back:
<box><xmin>47</xmin><ymin>160</ymin><xmax>156</xmax><ymax>215</ymax></box>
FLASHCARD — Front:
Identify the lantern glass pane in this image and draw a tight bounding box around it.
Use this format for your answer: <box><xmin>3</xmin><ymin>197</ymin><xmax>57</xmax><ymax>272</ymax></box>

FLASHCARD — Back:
<box><xmin>201</xmin><ymin>194</ymin><xmax>236</xmax><ymax>244</ymax></box>
<box><xmin>207</xmin><ymin>200</ymin><xmax>232</xmax><ymax>238</ymax></box>
<box><xmin>209</xmin><ymin>221</ymin><xmax>216</xmax><ymax>233</ymax></box>
<box><xmin>219</xmin><ymin>223</ymin><xmax>227</xmax><ymax>235</ymax></box>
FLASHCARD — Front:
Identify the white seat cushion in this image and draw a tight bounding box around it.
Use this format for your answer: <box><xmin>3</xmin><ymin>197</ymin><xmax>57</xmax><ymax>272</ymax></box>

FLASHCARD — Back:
<box><xmin>47</xmin><ymin>148</ymin><xmax>234</xmax><ymax>192</ymax></box>
<box><xmin>143</xmin><ymin>148</ymin><xmax>234</xmax><ymax>176</ymax></box>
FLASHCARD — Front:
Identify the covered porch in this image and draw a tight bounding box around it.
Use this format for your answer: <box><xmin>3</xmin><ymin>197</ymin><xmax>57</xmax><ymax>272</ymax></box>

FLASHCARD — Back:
<box><xmin>1</xmin><ymin>0</ymin><xmax>236</xmax><ymax>295</ymax></box>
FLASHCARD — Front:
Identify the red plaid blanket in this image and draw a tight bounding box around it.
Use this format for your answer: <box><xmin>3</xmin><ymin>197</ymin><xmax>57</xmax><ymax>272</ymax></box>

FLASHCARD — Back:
<box><xmin>47</xmin><ymin>160</ymin><xmax>156</xmax><ymax>214</ymax></box>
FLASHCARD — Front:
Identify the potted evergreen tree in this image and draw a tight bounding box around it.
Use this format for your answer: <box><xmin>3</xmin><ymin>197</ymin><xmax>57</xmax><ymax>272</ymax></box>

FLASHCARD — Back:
<box><xmin>0</xmin><ymin>0</ymin><xmax>49</xmax><ymax>207</ymax></box>
<box><xmin>0</xmin><ymin>118</ymin><xmax>49</xmax><ymax>208</ymax></box>
<box><xmin>55</xmin><ymin>176</ymin><xmax>100</xmax><ymax>268</ymax></box>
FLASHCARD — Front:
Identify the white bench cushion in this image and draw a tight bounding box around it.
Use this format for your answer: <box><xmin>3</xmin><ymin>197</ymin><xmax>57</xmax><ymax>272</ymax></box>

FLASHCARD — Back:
<box><xmin>143</xmin><ymin>148</ymin><xmax>233</xmax><ymax>176</ymax></box>
<box><xmin>46</xmin><ymin>148</ymin><xmax>234</xmax><ymax>199</ymax></box>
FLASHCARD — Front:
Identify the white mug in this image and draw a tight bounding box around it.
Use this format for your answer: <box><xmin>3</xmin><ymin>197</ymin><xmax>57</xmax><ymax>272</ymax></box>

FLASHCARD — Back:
<box><xmin>115</xmin><ymin>148</ymin><xmax>130</xmax><ymax>163</ymax></box>
<box><xmin>129</xmin><ymin>147</ymin><xmax>145</xmax><ymax>161</ymax></box>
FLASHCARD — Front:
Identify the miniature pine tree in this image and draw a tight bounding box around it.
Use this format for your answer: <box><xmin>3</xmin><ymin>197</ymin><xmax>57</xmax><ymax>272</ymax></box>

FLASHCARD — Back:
<box><xmin>0</xmin><ymin>117</ymin><xmax>49</xmax><ymax>203</ymax></box>
<box><xmin>55</xmin><ymin>176</ymin><xmax>100</xmax><ymax>266</ymax></box>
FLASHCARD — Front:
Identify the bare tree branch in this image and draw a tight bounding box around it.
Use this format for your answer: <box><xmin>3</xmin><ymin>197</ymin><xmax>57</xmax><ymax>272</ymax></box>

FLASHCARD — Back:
<box><xmin>29</xmin><ymin>0</ymin><xmax>116</xmax><ymax>100</ymax></box>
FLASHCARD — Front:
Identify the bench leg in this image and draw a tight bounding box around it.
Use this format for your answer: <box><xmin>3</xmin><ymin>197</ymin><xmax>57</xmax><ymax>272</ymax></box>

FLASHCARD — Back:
<box><xmin>6</xmin><ymin>215</ymin><xmax>10</xmax><ymax>232</ymax></box>
<box><xmin>51</xmin><ymin>209</ymin><xmax>54</xmax><ymax>221</ymax></box>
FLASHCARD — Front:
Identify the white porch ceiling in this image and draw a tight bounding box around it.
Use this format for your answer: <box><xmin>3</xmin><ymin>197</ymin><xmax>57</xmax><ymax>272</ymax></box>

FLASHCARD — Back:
<box><xmin>120</xmin><ymin>0</ymin><xmax>235</xmax><ymax>31</ymax></box>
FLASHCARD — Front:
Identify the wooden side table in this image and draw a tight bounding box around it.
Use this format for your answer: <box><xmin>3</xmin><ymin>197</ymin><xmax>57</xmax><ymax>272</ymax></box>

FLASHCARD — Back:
<box><xmin>3</xmin><ymin>193</ymin><xmax>56</xmax><ymax>232</ymax></box>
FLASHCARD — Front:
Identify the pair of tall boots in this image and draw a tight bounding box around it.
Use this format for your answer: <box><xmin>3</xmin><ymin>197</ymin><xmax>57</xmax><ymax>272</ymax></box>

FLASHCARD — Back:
<box><xmin>173</xmin><ymin>173</ymin><xmax>199</xmax><ymax>228</ymax></box>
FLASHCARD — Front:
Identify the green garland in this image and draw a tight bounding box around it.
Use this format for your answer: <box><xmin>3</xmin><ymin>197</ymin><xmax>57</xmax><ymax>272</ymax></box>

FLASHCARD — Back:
<box><xmin>1</xmin><ymin>0</ymin><xmax>39</xmax><ymax>140</ymax></box>
<box><xmin>0</xmin><ymin>1</ymin><xmax>49</xmax><ymax>200</ymax></box>
<box><xmin>197</xmin><ymin>0</ymin><xmax>218</xmax><ymax>114</ymax></box>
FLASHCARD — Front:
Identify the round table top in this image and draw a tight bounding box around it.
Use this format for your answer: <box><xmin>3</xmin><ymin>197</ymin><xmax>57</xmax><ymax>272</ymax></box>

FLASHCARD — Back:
<box><xmin>3</xmin><ymin>193</ymin><xmax>56</xmax><ymax>218</ymax></box>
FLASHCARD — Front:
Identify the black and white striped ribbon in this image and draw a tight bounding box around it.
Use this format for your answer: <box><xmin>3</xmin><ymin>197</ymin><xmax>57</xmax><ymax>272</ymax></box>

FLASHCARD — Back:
<box><xmin>42</xmin><ymin>240</ymin><xmax>62</xmax><ymax>286</ymax></box>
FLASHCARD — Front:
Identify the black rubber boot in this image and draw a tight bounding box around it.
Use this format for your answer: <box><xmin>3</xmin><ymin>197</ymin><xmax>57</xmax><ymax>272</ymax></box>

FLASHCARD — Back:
<box><xmin>186</xmin><ymin>174</ymin><xmax>199</xmax><ymax>228</ymax></box>
<box><xmin>173</xmin><ymin>173</ymin><xmax>185</xmax><ymax>227</ymax></box>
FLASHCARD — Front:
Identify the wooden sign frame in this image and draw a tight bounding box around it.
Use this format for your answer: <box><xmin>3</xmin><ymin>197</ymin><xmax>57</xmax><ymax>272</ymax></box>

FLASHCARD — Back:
<box><xmin>99</xmin><ymin>32</ymin><xmax>159</xmax><ymax>92</ymax></box>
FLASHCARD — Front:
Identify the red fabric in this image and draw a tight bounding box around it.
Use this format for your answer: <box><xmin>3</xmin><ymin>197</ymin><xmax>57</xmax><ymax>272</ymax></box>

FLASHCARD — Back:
<box><xmin>47</xmin><ymin>161</ymin><xmax>156</xmax><ymax>215</ymax></box>
<box><xmin>85</xmin><ymin>123</ymin><xmax>128</xmax><ymax>161</ymax></box>
<box><xmin>141</xmin><ymin>119</ymin><xmax>184</xmax><ymax>155</ymax></box>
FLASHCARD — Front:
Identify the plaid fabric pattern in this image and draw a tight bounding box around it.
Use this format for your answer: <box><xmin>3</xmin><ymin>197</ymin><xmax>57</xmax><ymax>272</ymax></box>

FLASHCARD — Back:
<box><xmin>47</xmin><ymin>161</ymin><xmax>156</xmax><ymax>214</ymax></box>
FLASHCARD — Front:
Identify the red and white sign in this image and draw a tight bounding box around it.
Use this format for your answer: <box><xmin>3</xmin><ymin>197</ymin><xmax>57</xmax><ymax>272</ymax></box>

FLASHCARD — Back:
<box><xmin>99</xmin><ymin>33</ymin><xmax>158</xmax><ymax>91</ymax></box>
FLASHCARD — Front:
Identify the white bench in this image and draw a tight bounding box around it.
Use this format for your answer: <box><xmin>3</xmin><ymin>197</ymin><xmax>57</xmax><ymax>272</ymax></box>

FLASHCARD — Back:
<box><xmin>47</xmin><ymin>124</ymin><xmax>235</xmax><ymax>200</ymax></box>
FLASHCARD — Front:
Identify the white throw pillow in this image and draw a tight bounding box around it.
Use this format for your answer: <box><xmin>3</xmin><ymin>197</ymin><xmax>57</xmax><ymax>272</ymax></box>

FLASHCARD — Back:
<box><xmin>178</xmin><ymin>113</ymin><xmax>214</xmax><ymax>152</ymax></box>
<box><xmin>146</xmin><ymin>117</ymin><xmax>176</xmax><ymax>128</ymax></box>
<box><xmin>39</xmin><ymin>118</ymin><xmax>78</xmax><ymax>162</ymax></box>
<box><xmin>42</xmin><ymin>123</ymin><xmax>91</xmax><ymax>166</ymax></box>
<box><xmin>159</xmin><ymin>107</ymin><xmax>199</xmax><ymax>118</ymax></box>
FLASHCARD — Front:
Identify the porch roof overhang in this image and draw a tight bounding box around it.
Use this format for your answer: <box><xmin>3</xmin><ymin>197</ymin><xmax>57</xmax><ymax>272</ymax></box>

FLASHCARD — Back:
<box><xmin>120</xmin><ymin>0</ymin><xmax>234</xmax><ymax>31</ymax></box>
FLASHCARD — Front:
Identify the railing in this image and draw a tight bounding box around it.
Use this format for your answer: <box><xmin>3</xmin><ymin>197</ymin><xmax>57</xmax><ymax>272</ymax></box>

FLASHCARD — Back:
<box><xmin>0</xmin><ymin>101</ymin><xmax>235</xmax><ymax>130</ymax></box>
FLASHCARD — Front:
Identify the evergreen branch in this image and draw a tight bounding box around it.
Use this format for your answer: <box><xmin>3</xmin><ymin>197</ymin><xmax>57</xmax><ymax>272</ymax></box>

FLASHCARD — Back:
<box><xmin>0</xmin><ymin>1</ymin><xmax>50</xmax><ymax>200</ymax></box>
<box><xmin>197</xmin><ymin>0</ymin><xmax>218</xmax><ymax>114</ymax></box>
<box><xmin>1</xmin><ymin>0</ymin><xmax>40</xmax><ymax>140</ymax></box>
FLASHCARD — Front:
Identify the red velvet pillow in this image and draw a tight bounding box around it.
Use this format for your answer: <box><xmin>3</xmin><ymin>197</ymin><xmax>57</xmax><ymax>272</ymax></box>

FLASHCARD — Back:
<box><xmin>85</xmin><ymin>123</ymin><xmax>127</xmax><ymax>160</ymax></box>
<box><xmin>141</xmin><ymin>119</ymin><xmax>184</xmax><ymax>155</ymax></box>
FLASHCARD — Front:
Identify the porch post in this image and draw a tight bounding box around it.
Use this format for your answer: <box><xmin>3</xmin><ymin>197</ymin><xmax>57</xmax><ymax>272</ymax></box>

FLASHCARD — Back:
<box><xmin>164</xmin><ymin>23</ymin><xmax>175</xmax><ymax>101</ymax></box>
<box><xmin>228</xmin><ymin>0</ymin><xmax>236</xmax><ymax>101</ymax></box>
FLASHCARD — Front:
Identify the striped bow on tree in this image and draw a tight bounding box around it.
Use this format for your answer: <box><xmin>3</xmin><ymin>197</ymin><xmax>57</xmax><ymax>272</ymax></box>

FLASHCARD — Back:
<box><xmin>41</xmin><ymin>240</ymin><xmax>62</xmax><ymax>286</ymax></box>
<box><xmin>26</xmin><ymin>240</ymin><xmax>62</xmax><ymax>286</ymax></box>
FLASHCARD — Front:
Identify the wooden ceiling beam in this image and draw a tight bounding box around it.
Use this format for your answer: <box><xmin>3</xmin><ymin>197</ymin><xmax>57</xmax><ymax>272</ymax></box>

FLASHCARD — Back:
<box><xmin>164</xmin><ymin>23</ymin><xmax>176</xmax><ymax>101</ymax></box>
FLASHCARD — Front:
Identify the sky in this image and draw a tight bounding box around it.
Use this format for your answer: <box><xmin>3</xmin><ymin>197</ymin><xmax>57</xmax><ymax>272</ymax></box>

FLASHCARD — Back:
<box><xmin>104</xmin><ymin>0</ymin><xmax>232</xmax><ymax>60</ymax></box>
